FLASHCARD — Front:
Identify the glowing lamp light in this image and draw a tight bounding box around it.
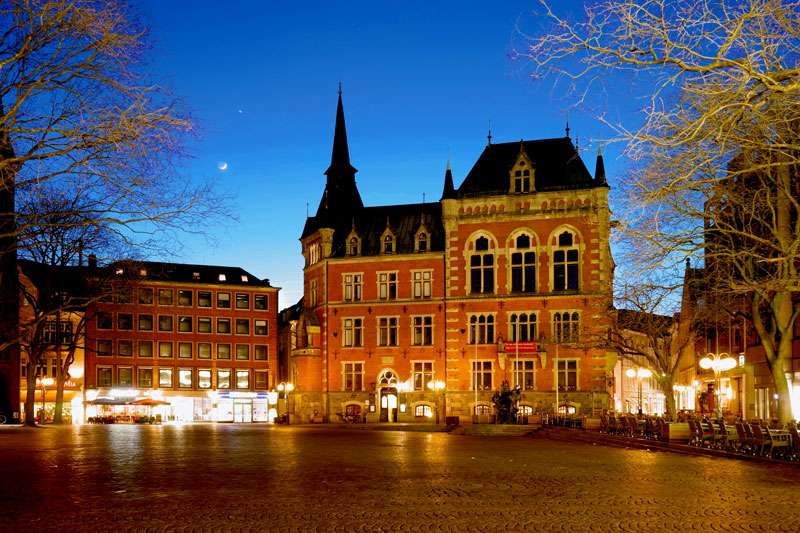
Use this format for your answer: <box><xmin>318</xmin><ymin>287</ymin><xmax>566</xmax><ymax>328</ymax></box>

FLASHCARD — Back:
<box><xmin>427</xmin><ymin>380</ymin><xmax>445</xmax><ymax>391</ymax></box>
<box><xmin>277</xmin><ymin>383</ymin><xmax>294</xmax><ymax>393</ymax></box>
<box><xmin>625</xmin><ymin>368</ymin><xmax>652</xmax><ymax>378</ymax></box>
<box><xmin>699</xmin><ymin>356</ymin><xmax>737</xmax><ymax>371</ymax></box>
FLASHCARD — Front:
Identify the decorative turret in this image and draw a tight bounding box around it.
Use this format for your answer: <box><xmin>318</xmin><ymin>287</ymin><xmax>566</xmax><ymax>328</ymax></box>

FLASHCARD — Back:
<box><xmin>440</xmin><ymin>158</ymin><xmax>456</xmax><ymax>200</ymax></box>
<box><xmin>594</xmin><ymin>146</ymin><xmax>607</xmax><ymax>186</ymax></box>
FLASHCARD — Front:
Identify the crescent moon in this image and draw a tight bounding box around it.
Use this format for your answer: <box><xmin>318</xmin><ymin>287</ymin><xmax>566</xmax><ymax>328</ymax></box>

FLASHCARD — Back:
<box><xmin>218</xmin><ymin>161</ymin><xmax>228</xmax><ymax>170</ymax></box>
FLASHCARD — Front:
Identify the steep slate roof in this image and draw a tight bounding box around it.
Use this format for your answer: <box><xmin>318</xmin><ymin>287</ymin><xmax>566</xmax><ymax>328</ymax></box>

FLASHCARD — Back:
<box><xmin>455</xmin><ymin>137</ymin><xmax>603</xmax><ymax>198</ymax></box>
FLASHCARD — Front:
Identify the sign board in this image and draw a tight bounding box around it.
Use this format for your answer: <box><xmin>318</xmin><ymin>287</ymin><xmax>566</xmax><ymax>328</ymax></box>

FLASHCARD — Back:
<box><xmin>505</xmin><ymin>341</ymin><xmax>538</xmax><ymax>354</ymax></box>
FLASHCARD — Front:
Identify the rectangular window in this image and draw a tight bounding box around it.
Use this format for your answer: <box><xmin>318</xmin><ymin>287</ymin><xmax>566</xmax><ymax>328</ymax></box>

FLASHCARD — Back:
<box><xmin>558</xmin><ymin>360</ymin><xmax>578</xmax><ymax>392</ymax></box>
<box><xmin>217</xmin><ymin>318</ymin><xmax>231</xmax><ymax>334</ymax></box>
<box><xmin>236</xmin><ymin>344</ymin><xmax>250</xmax><ymax>360</ymax></box>
<box><xmin>198</xmin><ymin>369</ymin><xmax>212</xmax><ymax>389</ymax></box>
<box><xmin>343</xmin><ymin>318</ymin><xmax>363</xmax><ymax>347</ymax></box>
<box><xmin>469</xmin><ymin>315</ymin><xmax>495</xmax><ymax>344</ymax></box>
<box><xmin>117</xmin><ymin>287</ymin><xmax>133</xmax><ymax>305</ymax></box>
<box><xmin>197</xmin><ymin>342</ymin><xmax>212</xmax><ymax>359</ymax></box>
<box><xmin>97</xmin><ymin>367</ymin><xmax>112</xmax><ymax>387</ymax></box>
<box><xmin>472</xmin><ymin>361</ymin><xmax>492</xmax><ymax>391</ymax></box>
<box><xmin>217</xmin><ymin>369</ymin><xmax>231</xmax><ymax>389</ymax></box>
<box><xmin>254</xmin><ymin>345</ymin><xmax>268</xmax><ymax>361</ymax></box>
<box><xmin>138</xmin><ymin>314</ymin><xmax>153</xmax><ymax>331</ymax></box>
<box><xmin>158</xmin><ymin>289</ymin><xmax>173</xmax><ymax>306</ymax></box>
<box><xmin>553</xmin><ymin>312</ymin><xmax>580</xmax><ymax>343</ymax></box>
<box><xmin>254</xmin><ymin>320</ymin><xmax>268</xmax><ymax>335</ymax></box>
<box><xmin>509</xmin><ymin>313</ymin><xmax>537</xmax><ymax>342</ymax></box>
<box><xmin>412</xmin><ymin>316</ymin><xmax>433</xmax><ymax>346</ymax></box>
<box><xmin>159</xmin><ymin>368</ymin><xmax>173</xmax><ymax>388</ymax></box>
<box><xmin>138</xmin><ymin>368</ymin><xmax>153</xmax><ymax>388</ymax></box>
<box><xmin>178</xmin><ymin>290</ymin><xmax>193</xmax><ymax>307</ymax></box>
<box><xmin>118</xmin><ymin>367</ymin><xmax>133</xmax><ymax>387</ymax></box>
<box><xmin>118</xmin><ymin>313</ymin><xmax>133</xmax><ymax>331</ymax></box>
<box><xmin>412</xmin><ymin>362</ymin><xmax>433</xmax><ymax>391</ymax></box>
<box><xmin>178</xmin><ymin>342</ymin><xmax>192</xmax><ymax>359</ymax></box>
<box><xmin>513</xmin><ymin>359</ymin><xmax>535</xmax><ymax>390</ymax></box>
<box><xmin>470</xmin><ymin>253</ymin><xmax>494</xmax><ymax>294</ymax></box>
<box><xmin>378</xmin><ymin>317</ymin><xmax>398</xmax><ymax>347</ymax></box>
<box><xmin>254</xmin><ymin>294</ymin><xmax>268</xmax><ymax>310</ymax></box>
<box><xmin>511</xmin><ymin>251</ymin><xmax>536</xmax><ymax>293</ymax></box>
<box><xmin>138</xmin><ymin>288</ymin><xmax>153</xmax><ymax>305</ymax></box>
<box><xmin>412</xmin><ymin>270</ymin><xmax>432</xmax><ymax>299</ymax></box>
<box><xmin>178</xmin><ymin>316</ymin><xmax>192</xmax><ymax>333</ymax></box>
<box><xmin>198</xmin><ymin>291</ymin><xmax>212</xmax><ymax>307</ymax></box>
<box><xmin>236</xmin><ymin>293</ymin><xmax>250</xmax><ymax>309</ymax></box>
<box><xmin>179</xmin><ymin>369</ymin><xmax>193</xmax><ymax>389</ymax></box>
<box><xmin>96</xmin><ymin>312</ymin><xmax>113</xmax><ymax>330</ymax></box>
<box><xmin>158</xmin><ymin>315</ymin><xmax>173</xmax><ymax>332</ymax></box>
<box><xmin>378</xmin><ymin>272</ymin><xmax>398</xmax><ymax>300</ymax></box>
<box><xmin>138</xmin><ymin>340</ymin><xmax>153</xmax><ymax>358</ymax></box>
<box><xmin>553</xmin><ymin>249</ymin><xmax>579</xmax><ymax>291</ymax></box>
<box><xmin>118</xmin><ymin>340</ymin><xmax>133</xmax><ymax>357</ymax></box>
<box><xmin>217</xmin><ymin>292</ymin><xmax>231</xmax><ymax>309</ymax></box>
<box><xmin>255</xmin><ymin>370</ymin><xmax>269</xmax><ymax>390</ymax></box>
<box><xmin>235</xmin><ymin>319</ymin><xmax>249</xmax><ymax>335</ymax></box>
<box><xmin>158</xmin><ymin>341</ymin><xmax>173</xmax><ymax>358</ymax></box>
<box><xmin>197</xmin><ymin>317</ymin><xmax>212</xmax><ymax>333</ymax></box>
<box><xmin>343</xmin><ymin>274</ymin><xmax>362</xmax><ymax>301</ymax></box>
<box><xmin>217</xmin><ymin>344</ymin><xmax>231</xmax><ymax>360</ymax></box>
<box><xmin>343</xmin><ymin>362</ymin><xmax>363</xmax><ymax>391</ymax></box>
<box><xmin>97</xmin><ymin>339</ymin><xmax>112</xmax><ymax>357</ymax></box>
<box><xmin>236</xmin><ymin>370</ymin><xmax>250</xmax><ymax>389</ymax></box>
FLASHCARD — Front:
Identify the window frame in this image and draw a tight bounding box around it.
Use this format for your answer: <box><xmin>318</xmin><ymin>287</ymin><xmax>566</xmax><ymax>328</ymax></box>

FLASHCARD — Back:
<box><xmin>377</xmin><ymin>316</ymin><xmax>399</xmax><ymax>347</ymax></box>
<box><xmin>412</xmin><ymin>315</ymin><xmax>433</xmax><ymax>346</ymax></box>
<box><xmin>343</xmin><ymin>362</ymin><xmax>364</xmax><ymax>391</ymax></box>
<box><xmin>343</xmin><ymin>317</ymin><xmax>364</xmax><ymax>347</ymax></box>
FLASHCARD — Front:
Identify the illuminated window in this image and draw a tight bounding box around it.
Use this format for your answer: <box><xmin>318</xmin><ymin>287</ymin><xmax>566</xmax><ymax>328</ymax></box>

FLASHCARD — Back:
<box><xmin>470</xmin><ymin>237</ymin><xmax>494</xmax><ymax>294</ymax></box>
<box><xmin>236</xmin><ymin>369</ymin><xmax>250</xmax><ymax>389</ymax></box>
<box><xmin>217</xmin><ymin>292</ymin><xmax>231</xmax><ymax>309</ymax></box>
<box><xmin>513</xmin><ymin>359</ymin><xmax>535</xmax><ymax>390</ymax></box>
<box><xmin>217</xmin><ymin>344</ymin><xmax>231</xmax><ymax>360</ymax></box>
<box><xmin>412</xmin><ymin>270</ymin><xmax>432</xmax><ymax>299</ymax></box>
<box><xmin>158</xmin><ymin>341</ymin><xmax>173</xmax><ymax>358</ymax></box>
<box><xmin>412</xmin><ymin>362</ymin><xmax>433</xmax><ymax>391</ymax></box>
<box><xmin>553</xmin><ymin>311</ymin><xmax>580</xmax><ymax>343</ymax></box>
<box><xmin>378</xmin><ymin>272</ymin><xmax>398</xmax><ymax>300</ymax></box>
<box><xmin>558</xmin><ymin>360</ymin><xmax>578</xmax><ymax>392</ymax></box>
<box><xmin>178</xmin><ymin>316</ymin><xmax>192</xmax><ymax>333</ymax></box>
<box><xmin>217</xmin><ymin>369</ymin><xmax>231</xmax><ymax>389</ymax></box>
<box><xmin>179</xmin><ymin>369</ymin><xmax>193</xmax><ymax>389</ymax></box>
<box><xmin>469</xmin><ymin>314</ymin><xmax>494</xmax><ymax>344</ymax></box>
<box><xmin>553</xmin><ymin>231</ymin><xmax>579</xmax><ymax>291</ymax></box>
<box><xmin>198</xmin><ymin>369</ymin><xmax>212</xmax><ymax>389</ymax></box>
<box><xmin>178</xmin><ymin>342</ymin><xmax>192</xmax><ymax>359</ymax></box>
<box><xmin>412</xmin><ymin>316</ymin><xmax>433</xmax><ymax>346</ymax></box>
<box><xmin>415</xmin><ymin>405</ymin><xmax>432</xmax><ymax>417</ymax></box>
<box><xmin>509</xmin><ymin>313</ymin><xmax>537</xmax><ymax>342</ymax></box>
<box><xmin>474</xmin><ymin>404</ymin><xmax>491</xmax><ymax>415</ymax></box>
<box><xmin>217</xmin><ymin>318</ymin><xmax>231</xmax><ymax>334</ymax></box>
<box><xmin>343</xmin><ymin>362</ymin><xmax>364</xmax><ymax>391</ymax></box>
<box><xmin>236</xmin><ymin>293</ymin><xmax>250</xmax><ymax>309</ymax></box>
<box><xmin>472</xmin><ymin>361</ymin><xmax>492</xmax><ymax>390</ymax></box>
<box><xmin>178</xmin><ymin>290</ymin><xmax>193</xmax><ymax>307</ymax></box>
<box><xmin>343</xmin><ymin>318</ymin><xmax>363</xmax><ymax>347</ymax></box>
<box><xmin>343</xmin><ymin>274</ymin><xmax>362</xmax><ymax>301</ymax></box>
<box><xmin>378</xmin><ymin>317</ymin><xmax>399</xmax><ymax>347</ymax></box>
<box><xmin>159</xmin><ymin>368</ymin><xmax>173</xmax><ymax>388</ymax></box>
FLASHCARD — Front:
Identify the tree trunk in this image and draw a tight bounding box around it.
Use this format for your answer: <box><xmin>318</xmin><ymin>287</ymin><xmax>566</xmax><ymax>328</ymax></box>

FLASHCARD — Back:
<box><xmin>24</xmin><ymin>363</ymin><xmax>39</xmax><ymax>427</ymax></box>
<box><xmin>662</xmin><ymin>380</ymin><xmax>678</xmax><ymax>421</ymax></box>
<box><xmin>53</xmin><ymin>357</ymin><xmax>65</xmax><ymax>424</ymax></box>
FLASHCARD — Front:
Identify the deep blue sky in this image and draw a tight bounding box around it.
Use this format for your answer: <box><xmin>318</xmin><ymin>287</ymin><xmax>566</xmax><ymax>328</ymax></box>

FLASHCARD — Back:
<box><xmin>141</xmin><ymin>1</ymin><xmax>621</xmax><ymax>308</ymax></box>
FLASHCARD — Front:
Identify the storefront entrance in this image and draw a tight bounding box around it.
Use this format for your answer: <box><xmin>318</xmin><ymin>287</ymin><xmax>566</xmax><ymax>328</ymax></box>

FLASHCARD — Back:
<box><xmin>233</xmin><ymin>401</ymin><xmax>253</xmax><ymax>423</ymax></box>
<box><xmin>379</xmin><ymin>388</ymin><xmax>397</xmax><ymax>423</ymax></box>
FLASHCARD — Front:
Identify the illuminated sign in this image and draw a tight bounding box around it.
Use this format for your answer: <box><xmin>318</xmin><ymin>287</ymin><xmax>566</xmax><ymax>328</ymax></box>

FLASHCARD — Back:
<box><xmin>506</xmin><ymin>341</ymin><xmax>538</xmax><ymax>353</ymax></box>
<box><xmin>218</xmin><ymin>392</ymin><xmax>269</xmax><ymax>399</ymax></box>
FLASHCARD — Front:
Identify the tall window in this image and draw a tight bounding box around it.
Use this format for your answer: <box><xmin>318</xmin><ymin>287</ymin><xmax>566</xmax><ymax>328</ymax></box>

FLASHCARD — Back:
<box><xmin>469</xmin><ymin>315</ymin><xmax>494</xmax><ymax>344</ymax></box>
<box><xmin>378</xmin><ymin>272</ymin><xmax>398</xmax><ymax>300</ymax></box>
<box><xmin>348</xmin><ymin>236</ymin><xmax>360</xmax><ymax>256</ymax></box>
<box><xmin>309</xmin><ymin>279</ymin><xmax>317</xmax><ymax>307</ymax></box>
<box><xmin>138</xmin><ymin>368</ymin><xmax>153</xmax><ymax>388</ymax></box>
<box><xmin>509</xmin><ymin>313</ymin><xmax>537</xmax><ymax>342</ymax></box>
<box><xmin>558</xmin><ymin>360</ymin><xmax>578</xmax><ymax>392</ymax></box>
<box><xmin>343</xmin><ymin>318</ymin><xmax>363</xmax><ymax>347</ymax></box>
<box><xmin>412</xmin><ymin>316</ymin><xmax>433</xmax><ymax>346</ymax></box>
<box><xmin>378</xmin><ymin>317</ymin><xmax>398</xmax><ymax>347</ymax></box>
<box><xmin>343</xmin><ymin>362</ymin><xmax>364</xmax><ymax>391</ymax></box>
<box><xmin>553</xmin><ymin>231</ymin><xmax>579</xmax><ymax>291</ymax></box>
<box><xmin>383</xmin><ymin>234</ymin><xmax>395</xmax><ymax>254</ymax></box>
<box><xmin>472</xmin><ymin>361</ymin><xmax>492</xmax><ymax>390</ymax></box>
<box><xmin>412</xmin><ymin>361</ymin><xmax>433</xmax><ymax>391</ymax></box>
<box><xmin>513</xmin><ymin>359</ymin><xmax>535</xmax><ymax>390</ymax></box>
<box><xmin>412</xmin><ymin>270</ymin><xmax>432</xmax><ymax>299</ymax></box>
<box><xmin>97</xmin><ymin>367</ymin><xmax>112</xmax><ymax>387</ymax></box>
<box><xmin>511</xmin><ymin>234</ymin><xmax>536</xmax><ymax>292</ymax></box>
<box><xmin>470</xmin><ymin>237</ymin><xmax>494</xmax><ymax>294</ymax></box>
<box><xmin>343</xmin><ymin>274</ymin><xmax>362</xmax><ymax>301</ymax></box>
<box><xmin>236</xmin><ymin>370</ymin><xmax>250</xmax><ymax>389</ymax></box>
<box><xmin>217</xmin><ymin>369</ymin><xmax>231</xmax><ymax>389</ymax></box>
<box><xmin>553</xmin><ymin>312</ymin><xmax>580</xmax><ymax>343</ymax></box>
<box><xmin>159</xmin><ymin>368</ymin><xmax>173</xmax><ymax>388</ymax></box>
<box><xmin>417</xmin><ymin>233</ymin><xmax>428</xmax><ymax>252</ymax></box>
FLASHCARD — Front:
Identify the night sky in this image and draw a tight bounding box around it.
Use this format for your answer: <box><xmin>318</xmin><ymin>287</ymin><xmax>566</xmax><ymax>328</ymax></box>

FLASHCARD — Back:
<box><xmin>141</xmin><ymin>0</ymin><xmax>624</xmax><ymax>308</ymax></box>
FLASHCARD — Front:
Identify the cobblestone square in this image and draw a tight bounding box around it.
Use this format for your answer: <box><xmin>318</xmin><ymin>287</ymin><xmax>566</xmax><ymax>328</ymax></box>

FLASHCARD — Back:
<box><xmin>0</xmin><ymin>424</ymin><xmax>797</xmax><ymax>531</ymax></box>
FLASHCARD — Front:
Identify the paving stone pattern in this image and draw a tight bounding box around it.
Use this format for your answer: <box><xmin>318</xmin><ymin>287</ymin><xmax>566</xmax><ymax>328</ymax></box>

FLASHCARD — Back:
<box><xmin>0</xmin><ymin>424</ymin><xmax>798</xmax><ymax>532</ymax></box>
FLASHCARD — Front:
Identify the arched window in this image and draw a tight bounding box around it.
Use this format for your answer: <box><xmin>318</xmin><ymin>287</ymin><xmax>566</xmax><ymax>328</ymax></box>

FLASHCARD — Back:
<box><xmin>470</xmin><ymin>236</ymin><xmax>494</xmax><ymax>294</ymax></box>
<box><xmin>553</xmin><ymin>311</ymin><xmax>580</xmax><ymax>343</ymax></box>
<box><xmin>553</xmin><ymin>231</ymin><xmax>579</xmax><ymax>291</ymax></box>
<box><xmin>348</xmin><ymin>236</ymin><xmax>360</xmax><ymax>256</ymax></box>
<box><xmin>469</xmin><ymin>314</ymin><xmax>494</xmax><ymax>344</ymax></box>
<box><xmin>383</xmin><ymin>234</ymin><xmax>395</xmax><ymax>254</ymax></box>
<box><xmin>417</xmin><ymin>232</ymin><xmax>428</xmax><ymax>252</ymax></box>
<box><xmin>509</xmin><ymin>313</ymin><xmax>537</xmax><ymax>342</ymax></box>
<box><xmin>414</xmin><ymin>405</ymin><xmax>433</xmax><ymax>418</ymax></box>
<box><xmin>378</xmin><ymin>369</ymin><xmax>398</xmax><ymax>386</ymax></box>
<box><xmin>511</xmin><ymin>234</ymin><xmax>536</xmax><ymax>292</ymax></box>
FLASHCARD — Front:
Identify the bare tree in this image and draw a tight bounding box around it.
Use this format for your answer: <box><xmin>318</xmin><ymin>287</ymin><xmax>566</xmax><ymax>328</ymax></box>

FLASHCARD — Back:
<box><xmin>518</xmin><ymin>0</ymin><xmax>800</xmax><ymax>424</ymax></box>
<box><xmin>0</xmin><ymin>0</ymin><xmax>230</xmax><ymax>398</ymax></box>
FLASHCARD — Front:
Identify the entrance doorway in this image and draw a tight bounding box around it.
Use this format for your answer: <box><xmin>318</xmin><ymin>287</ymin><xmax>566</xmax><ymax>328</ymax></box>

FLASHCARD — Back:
<box><xmin>380</xmin><ymin>388</ymin><xmax>398</xmax><ymax>422</ymax></box>
<box><xmin>233</xmin><ymin>401</ymin><xmax>253</xmax><ymax>423</ymax></box>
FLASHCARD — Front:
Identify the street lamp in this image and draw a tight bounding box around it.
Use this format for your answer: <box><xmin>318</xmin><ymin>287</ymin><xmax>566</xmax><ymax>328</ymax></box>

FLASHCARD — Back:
<box><xmin>38</xmin><ymin>377</ymin><xmax>55</xmax><ymax>425</ymax></box>
<box><xmin>427</xmin><ymin>380</ymin><xmax>445</xmax><ymax>424</ymax></box>
<box><xmin>699</xmin><ymin>352</ymin><xmax>736</xmax><ymax>419</ymax></box>
<box><xmin>625</xmin><ymin>367</ymin><xmax>652</xmax><ymax>417</ymax></box>
<box><xmin>277</xmin><ymin>382</ymin><xmax>294</xmax><ymax>424</ymax></box>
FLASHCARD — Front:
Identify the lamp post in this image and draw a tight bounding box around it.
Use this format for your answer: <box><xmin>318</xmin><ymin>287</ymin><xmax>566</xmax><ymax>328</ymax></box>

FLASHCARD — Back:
<box><xmin>699</xmin><ymin>352</ymin><xmax>736</xmax><ymax>419</ymax></box>
<box><xmin>625</xmin><ymin>367</ymin><xmax>652</xmax><ymax>417</ymax></box>
<box><xmin>427</xmin><ymin>379</ymin><xmax>445</xmax><ymax>424</ymax></box>
<box><xmin>277</xmin><ymin>382</ymin><xmax>294</xmax><ymax>424</ymax></box>
<box><xmin>38</xmin><ymin>377</ymin><xmax>55</xmax><ymax>425</ymax></box>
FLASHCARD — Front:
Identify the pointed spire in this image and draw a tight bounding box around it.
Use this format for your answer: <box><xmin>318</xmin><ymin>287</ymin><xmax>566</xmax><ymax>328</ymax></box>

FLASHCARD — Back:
<box><xmin>594</xmin><ymin>145</ymin><xmax>607</xmax><ymax>186</ymax></box>
<box><xmin>441</xmin><ymin>156</ymin><xmax>456</xmax><ymax>200</ymax></box>
<box><xmin>487</xmin><ymin>119</ymin><xmax>492</xmax><ymax>147</ymax></box>
<box><xmin>565</xmin><ymin>112</ymin><xmax>570</xmax><ymax>139</ymax></box>
<box><xmin>326</xmin><ymin>87</ymin><xmax>356</xmax><ymax>176</ymax></box>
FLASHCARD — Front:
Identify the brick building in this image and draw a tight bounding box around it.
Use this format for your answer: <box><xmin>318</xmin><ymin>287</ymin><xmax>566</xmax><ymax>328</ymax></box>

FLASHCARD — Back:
<box><xmin>82</xmin><ymin>261</ymin><xmax>280</xmax><ymax>423</ymax></box>
<box><xmin>286</xmin><ymin>92</ymin><xmax>614</xmax><ymax>424</ymax></box>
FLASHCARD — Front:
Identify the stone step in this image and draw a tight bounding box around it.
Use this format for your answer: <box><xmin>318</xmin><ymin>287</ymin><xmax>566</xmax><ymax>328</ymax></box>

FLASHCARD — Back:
<box><xmin>450</xmin><ymin>425</ymin><xmax>540</xmax><ymax>437</ymax></box>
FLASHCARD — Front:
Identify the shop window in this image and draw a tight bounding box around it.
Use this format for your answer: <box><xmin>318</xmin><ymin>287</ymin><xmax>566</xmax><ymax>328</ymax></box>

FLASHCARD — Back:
<box><xmin>412</xmin><ymin>362</ymin><xmax>433</xmax><ymax>391</ymax></box>
<box><xmin>470</xmin><ymin>237</ymin><xmax>494</xmax><ymax>294</ymax></box>
<box><xmin>472</xmin><ymin>361</ymin><xmax>492</xmax><ymax>390</ymax></box>
<box><xmin>138</xmin><ymin>288</ymin><xmax>154</xmax><ymax>305</ymax></box>
<box><xmin>474</xmin><ymin>404</ymin><xmax>491</xmax><ymax>415</ymax></box>
<box><xmin>343</xmin><ymin>362</ymin><xmax>364</xmax><ymax>391</ymax></box>
<box><xmin>158</xmin><ymin>289</ymin><xmax>173</xmax><ymax>306</ymax></box>
<box><xmin>412</xmin><ymin>316</ymin><xmax>433</xmax><ymax>346</ymax></box>
<box><xmin>158</xmin><ymin>368</ymin><xmax>173</xmax><ymax>388</ymax></box>
<box><xmin>138</xmin><ymin>314</ymin><xmax>153</xmax><ymax>331</ymax></box>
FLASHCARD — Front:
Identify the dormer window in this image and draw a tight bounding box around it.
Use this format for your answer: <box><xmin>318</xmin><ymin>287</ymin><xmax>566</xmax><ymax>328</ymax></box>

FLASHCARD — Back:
<box><xmin>417</xmin><ymin>233</ymin><xmax>428</xmax><ymax>252</ymax></box>
<box><xmin>349</xmin><ymin>237</ymin><xmax>359</xmax><ymax>256</ymax></box>
<box><xmin>218</xmin><ymin>273</ymin><xmax>226</xmax><ymax>282</ymax></box>
<box><xmin>346</xmin><ymin>221</ymin><xmax>361</xmax><ymax>257</ymax></box>
<box><xmin>509</xmin><ymin>149</ymin><xmax>534</xmax><ymax>194</ymax></box>
<box><xmin>383</xmin><ymin>234</ymin><xmax>394</xmax><ymax>254</ymax></box>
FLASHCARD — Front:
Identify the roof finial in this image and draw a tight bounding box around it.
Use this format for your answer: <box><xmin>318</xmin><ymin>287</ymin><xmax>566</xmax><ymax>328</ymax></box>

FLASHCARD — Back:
<box><xmin>487</xmin><ymin>119</ymin><xmax>492</xmax><ymax>146</ymax></box>
<box><xmin>338</xmin><ymin>80</ymin><xmax>342</xmax><ymax>96</ymax></box>
<box><xmin>447</xmin><ymin>147</ymin><xmax>451</xmax><ymax>170</ymax></box>
<box><xmin>565</xmin><ymin>112</ymin><xmax>570</xmax><ymax>138</ymax></box>
<box><xmin>422</xmin><ymin>192</ymin><xmax>426</xmax><ymax>204</ymax></box>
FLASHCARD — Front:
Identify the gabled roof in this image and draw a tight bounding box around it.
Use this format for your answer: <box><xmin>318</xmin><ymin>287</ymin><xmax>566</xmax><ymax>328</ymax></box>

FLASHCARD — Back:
<box><xmin>456</xmin><ymin>138</ymin><xmax>601</xmax><ymax>198</ymax></box>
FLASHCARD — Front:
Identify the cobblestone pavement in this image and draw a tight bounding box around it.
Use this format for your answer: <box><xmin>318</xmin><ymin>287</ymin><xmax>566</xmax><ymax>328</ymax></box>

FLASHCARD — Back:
<box><xmin>0</xmin><ymin>424</ymin><xmax>798</xmax><ymax>532</ymax></box>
